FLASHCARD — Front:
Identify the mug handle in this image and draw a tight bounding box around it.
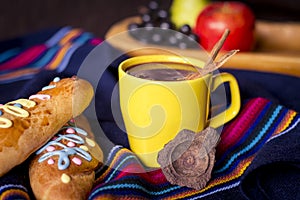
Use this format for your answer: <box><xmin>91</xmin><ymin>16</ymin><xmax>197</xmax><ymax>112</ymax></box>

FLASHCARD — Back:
<box><xmin>208</xmin><ymin>72</ymin><xmax>241</xmax><ymax>128</ymax></box>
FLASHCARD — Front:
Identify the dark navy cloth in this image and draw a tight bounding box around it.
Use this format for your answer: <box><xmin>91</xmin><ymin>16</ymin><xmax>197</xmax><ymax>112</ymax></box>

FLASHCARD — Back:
<box><xmin>0</xmin><ymin>28</ymin><xmax>299</xmax><ymax>200</ymax></box>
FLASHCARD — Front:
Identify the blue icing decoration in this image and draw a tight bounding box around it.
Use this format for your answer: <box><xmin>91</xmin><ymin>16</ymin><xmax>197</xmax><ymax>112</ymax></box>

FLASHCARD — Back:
<box><xmin>53</xmin><ymin>77</ymin><xmax>61</xmax><ymax>82</ymax></box>
<box><xmin>42</xmin><ymin>85</ymin><xmax>56</xmax><ymax>91</ymax></box>
<box><xmin>56</xmin><ymin>133</ymin><xmax>85</xmax><ymax>144</ymax></box>
<box><xmin>36</xmin><ymin>132</ymin><xmax>92</xmax><ymax>170</ymax></box>
<box><xmin>74</xmin><ymin>127</ymin><xmax>88</xmax><ymax>136</ymax></box>
<box><xmin>13</xmin><ymin>103</ymin><xmax>22</xmax><ymax>108</ymax></box>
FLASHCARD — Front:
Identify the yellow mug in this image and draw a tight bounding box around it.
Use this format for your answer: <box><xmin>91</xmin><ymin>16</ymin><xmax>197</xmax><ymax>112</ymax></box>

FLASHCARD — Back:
<box><xmin>118</xmin><ymin>55</ymin><xmax>240</xmax><ymax>167</ymax></box>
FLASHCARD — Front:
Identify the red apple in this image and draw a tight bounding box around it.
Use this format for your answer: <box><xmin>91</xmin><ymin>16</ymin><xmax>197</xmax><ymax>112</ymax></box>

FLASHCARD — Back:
<box><xmin>194</xmin><ymin>1</ymin><xmax>256</xmax><ymax>51</ymax></box>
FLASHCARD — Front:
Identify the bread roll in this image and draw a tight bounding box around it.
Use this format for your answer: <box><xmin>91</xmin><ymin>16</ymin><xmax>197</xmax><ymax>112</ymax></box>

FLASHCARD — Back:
<box><xmin>29</xmin><ymin>115</ymin><xmax>103</xmax><ymax>200</ymax></box>
<box><xmin>0</xmin><ymin>76</ymin><xmax>94</xmax><ymax>177</ymax></box>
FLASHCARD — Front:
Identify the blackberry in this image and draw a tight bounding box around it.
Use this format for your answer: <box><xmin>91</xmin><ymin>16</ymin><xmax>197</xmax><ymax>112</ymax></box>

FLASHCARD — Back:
<box><xmin>148</xmin><ymin>1</ymin><xmax>159</xmax><ymax>11</ymax></box>
<box><xmin>188</xmin><ymin>33</ymin><xmax>200</xmax><ymax>43</ymax></box>
<box><xmin>141</xmin><ymin>13</ymin><xmax>152</xmax><ymax>23</ymax></box>
<box><xmin>179</xmin><ymin>24</ymin><xmax>192</xmax><ymax>35</ymax></box>
<box><xmin>159</xmin><ymin>21</ymin><xmax>175</xmax><ymax>30</ymax></box>
<box><xmin>157</xmin><ymin>9</ymin><xmax>169</xmax><ymax>20</ymax></box>
<box><xmin>128</xmin><ymin>22</ymin><xmax>140</xmax><ymax>31</ymax></box>
<box><xmin>127</xmin><ymin>1</ymin><xmax>200</xmax><ymax>49</ymax></box>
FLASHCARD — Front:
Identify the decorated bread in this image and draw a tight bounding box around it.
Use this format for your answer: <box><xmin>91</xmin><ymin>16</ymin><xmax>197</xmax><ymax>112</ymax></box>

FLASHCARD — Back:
<box><xmin>0</xmin><ymin>76</ymin><xmax>94</xmax><ymax>177</ymax></box>
<box><xmin>29</xmin><ymin>115</ymin><xmax>103</xmax><ymax>200</ymax></box>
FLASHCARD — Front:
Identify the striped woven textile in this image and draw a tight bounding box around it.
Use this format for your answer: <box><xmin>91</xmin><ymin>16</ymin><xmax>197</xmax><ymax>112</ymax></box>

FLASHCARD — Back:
<box><xmin>0</xmin><ymin>27</ymin><xmax>299</xmax><ymax>199</ymax></box>
<box><xmin>0</xmin><ymin>26</ymin><xmax>101</xmax><ymax>84</ymax></box>
<box><xmin>0</xmin><ymin>185</ymin><xmax>30</xmax><ymax>200</ymax></box>
<box><xmin>88</xmin><ymin>97</ymin><xmax>300</xmax><ymax>200</ymax></box>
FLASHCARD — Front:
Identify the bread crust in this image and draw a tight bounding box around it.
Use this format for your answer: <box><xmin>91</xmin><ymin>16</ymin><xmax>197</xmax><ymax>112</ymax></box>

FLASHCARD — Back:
<box><xmin>29</xmin><ymin>115</ymin><xmax>103</xmax><ymax>200</ymax></box>
<box><xmin>0</xmin><ymin>76</ymin><xmax>94</xmax><ymax>177</ymax></box>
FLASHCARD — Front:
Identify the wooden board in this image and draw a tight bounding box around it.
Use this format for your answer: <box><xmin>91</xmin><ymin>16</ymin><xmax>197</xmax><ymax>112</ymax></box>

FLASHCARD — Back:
<box><xmin>105</xmin><ymin>16</ymin><xmax>300</xmax><ymax>78</ymax></box>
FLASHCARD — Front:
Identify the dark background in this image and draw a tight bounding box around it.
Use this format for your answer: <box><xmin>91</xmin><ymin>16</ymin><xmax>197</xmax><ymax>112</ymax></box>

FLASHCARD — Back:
<box><xmin>0</xmin><ymin>0</ymin><xmax>172</xmax><ymax>41</ymax></box>
<box><xmin>0</xmin><ymin>0</ymin><xmax>299</xmax><ymax>41</ymax></box>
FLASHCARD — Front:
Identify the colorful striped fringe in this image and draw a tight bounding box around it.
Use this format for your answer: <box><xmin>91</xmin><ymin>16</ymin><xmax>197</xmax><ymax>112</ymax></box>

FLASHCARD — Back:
<box><xmin>0</xmin><ymin>184</ymin><xmax>30</xmax><ymax>200</ymax></box>
<box><xmin>88</xmin><ymin>97</ymin><xmax>300</xmax><ymax>199</ymax></box>
<box><xmin>0</xmin><ymin>27</ymin><xmax>101</xmax><ymax>84</ymax></box>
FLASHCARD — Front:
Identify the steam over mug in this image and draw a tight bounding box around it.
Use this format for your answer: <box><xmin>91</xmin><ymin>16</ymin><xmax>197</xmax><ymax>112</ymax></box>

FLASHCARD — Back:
<box><xmin>118</xmin><ymin>55</ymin><xmax>240</xmax><ymax>167</ymax></box>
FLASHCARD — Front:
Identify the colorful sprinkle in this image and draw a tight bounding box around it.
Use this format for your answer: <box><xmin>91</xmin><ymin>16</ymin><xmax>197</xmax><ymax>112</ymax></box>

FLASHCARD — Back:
<box><xmin>72</xmin><ymin>157</ymin><xmax>82</xmax><ymax>165</ymax></box>
<box><xmin>79</xmin><ymin>145</ymin><xmax>89</xmax><ymax>151</ymax></box>
<box><xmin>66</xmin><ymin>128</ymin><xmax>75</xmax><ymax>134</ymax></box>
<box><xmin>0</xmin><ymin>110</ymin><xmax>2</xmax><ymax>116</ymax></box>
<box><xmin>61</xmin><ymin>173</ymin><xmax>71</xmax><ymax>183</ymax></box>
<box><xmin>86</xmin><ymin>138</ymin><xmax>95</xmax><ymax>147</ymax></box>
<box><xmin>67</xmin><ymin>141</ymin><xmax>76</xmax><ymax>147</ymax></box>
<box><xmin>47</xmin><ymin>159</ymin><xmax>55</xmax><ymax>165</ymax></box>
<box><xmin>46</xmin><ymin>145</ymin><xmax>55</xmax><ymax>152</ymax></box>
